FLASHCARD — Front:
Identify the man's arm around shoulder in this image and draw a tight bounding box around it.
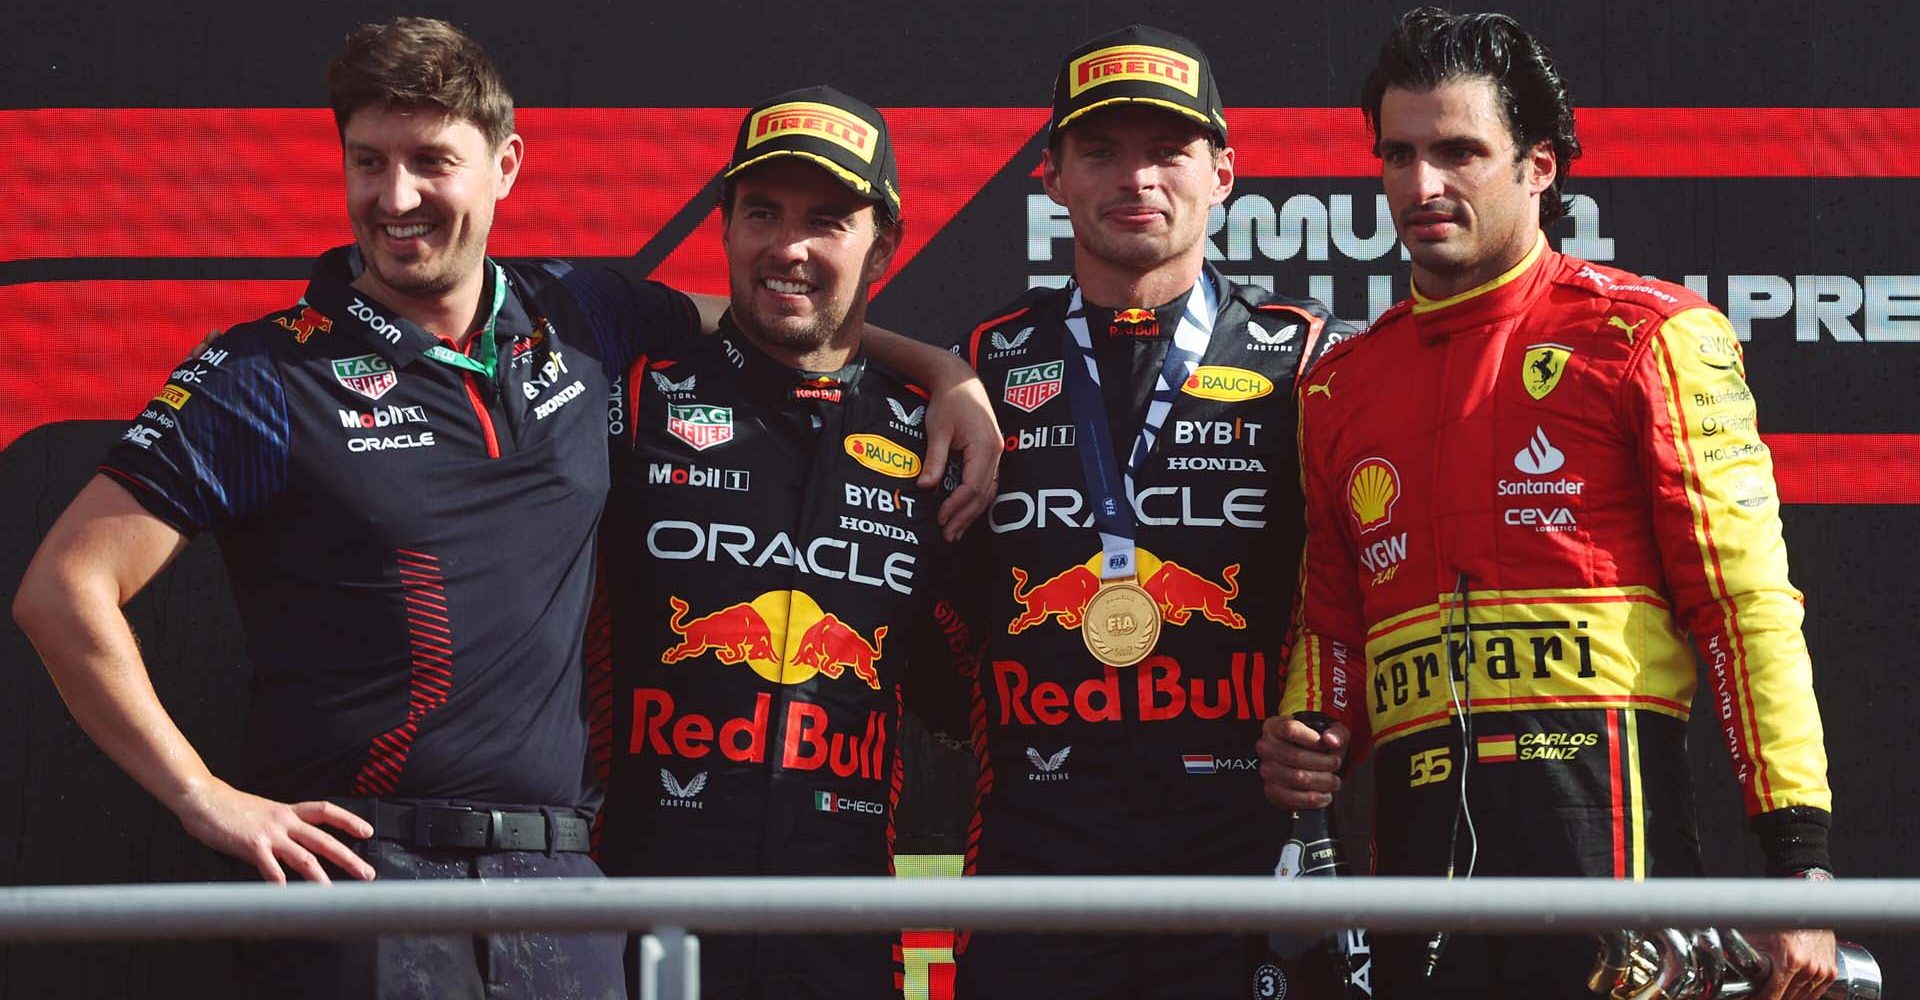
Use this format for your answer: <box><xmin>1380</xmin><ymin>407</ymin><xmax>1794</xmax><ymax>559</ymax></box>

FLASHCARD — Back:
<box><xmin>13</xmin><ymin>476</ymin><xmax>374</xmax><ymax>884</ymax></box>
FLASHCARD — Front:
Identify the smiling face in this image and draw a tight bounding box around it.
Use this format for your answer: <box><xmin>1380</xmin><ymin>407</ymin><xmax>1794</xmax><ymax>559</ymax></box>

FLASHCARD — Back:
<box><xmin>342</xmin><ymin>103</ymin><xmax>520</xmax><ymax>313</ymax></box>
<box><xmin>721</xmin><ymin>157</ymin><xmax>899</xmax><ymax>366</ymax></box>
<box><xmin>1377</xmin><ymin>77</ymin><xmax>1555</xmax><ymax>299</ymax></box>
<box><xmin>1041</xmin><ymin>105</ymin><xmax>1233</xmax><ymax>298</ymax></box>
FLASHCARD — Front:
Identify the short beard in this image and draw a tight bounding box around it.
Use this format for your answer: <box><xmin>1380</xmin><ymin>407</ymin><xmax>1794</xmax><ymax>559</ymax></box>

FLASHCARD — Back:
<box><xmin>735</xmin><ymin>308</ymin><xmax>841</xmax><ymax>355</ymax></box>
<box><xmin>362</xmin><ymin>236</ymin><xmax>480</xmax><ymax>299</ymax></box>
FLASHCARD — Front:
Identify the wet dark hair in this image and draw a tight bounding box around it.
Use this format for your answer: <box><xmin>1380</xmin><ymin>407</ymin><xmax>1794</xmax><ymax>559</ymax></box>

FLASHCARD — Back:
<box><xmin>327</xmin><ymin>17</ymin><xmax>515</xmax><ymax>149</ymax></box>
<box><xmin>1361</xmin><ymin>7</ymin><xmax>1581</xmax><ymax>226</ymax></box>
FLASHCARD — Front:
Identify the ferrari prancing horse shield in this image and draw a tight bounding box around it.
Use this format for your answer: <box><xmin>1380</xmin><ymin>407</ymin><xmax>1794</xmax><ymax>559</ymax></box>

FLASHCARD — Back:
<box><xmin>1521</xmin><ymin>343</ymin><xmax>1572</xmax><ymax>400</ymax></box>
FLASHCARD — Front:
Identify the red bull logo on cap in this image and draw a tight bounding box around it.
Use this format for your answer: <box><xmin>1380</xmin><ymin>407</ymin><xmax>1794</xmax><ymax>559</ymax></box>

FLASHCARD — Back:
<box><xmin>1007</xmin><ymin>548</ymin><xmax>1245</xmax><ymax>636</ymax></box>
<box><xmin>1068</xmin><ymin>44</ymin><xmax>1198</xmax><ymax>98</ymax></box>
<box><xmin>746</xmin><ymin>101</ymin><xmax>876</xmax><ymax>162</ymax></box>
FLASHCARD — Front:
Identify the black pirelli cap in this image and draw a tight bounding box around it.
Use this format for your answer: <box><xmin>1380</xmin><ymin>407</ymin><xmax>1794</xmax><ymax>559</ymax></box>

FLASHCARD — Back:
<box><xmin>1049</xmin><ymin>25</ymin><xmax>1228</xmax><ymax>143</ymax></box>
<box><xmin>724</xmin><ymin>85</ymin><xmax>902</xmax><ymax>220</ymax></box>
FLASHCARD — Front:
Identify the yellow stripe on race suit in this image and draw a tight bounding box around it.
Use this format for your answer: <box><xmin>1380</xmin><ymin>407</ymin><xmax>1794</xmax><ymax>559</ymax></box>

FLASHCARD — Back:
<box><xmin>1647</xmin><ymin>309</ymin><xmax>1828</xmax><ymax>814</ymax></box>
<box><xmin>1626</xmin><ymin>708</ymin><xmax>1646</xmax><ymax>879</ymax></box>
<box><xmin>1363</xmin><ymin>587</ymin><xmax>1697</xmax><ymax>746</ymax></box>
<box><xmin>1411</xmin><ymin>232</ymin><xmax>1544</xmax><ymax>314</ymax></box>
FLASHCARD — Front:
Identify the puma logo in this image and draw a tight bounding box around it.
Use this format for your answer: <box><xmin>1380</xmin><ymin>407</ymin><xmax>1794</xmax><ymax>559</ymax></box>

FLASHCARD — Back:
<box><xmin>1607</xmin><ymin>316</ymin><xmax>1646</xmax><ymax>341</ymax></box>
<box><xmin>1306</xmin><ymin>372</ymin><xmax>1336</xmax><ymax>399</ymax></box>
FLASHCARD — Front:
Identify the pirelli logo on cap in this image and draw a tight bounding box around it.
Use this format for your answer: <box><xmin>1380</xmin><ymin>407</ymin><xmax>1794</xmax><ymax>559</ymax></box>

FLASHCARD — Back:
<box><xmin>746</xmin><ymin>101</ymin><xmax>876</xmax><ymax>163</ymax></box>
<box><xmin>1068</xmin><ymin>44</ymin><xmax>1198</xmax><ymax>98</ymax></box>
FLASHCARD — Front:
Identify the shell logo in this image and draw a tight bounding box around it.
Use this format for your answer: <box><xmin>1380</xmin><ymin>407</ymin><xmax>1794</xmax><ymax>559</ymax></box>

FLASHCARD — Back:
<box><xmin>1347</xmin><ymin>457</ymin><xmax>1401</xmax><ymax>533</ymax></box>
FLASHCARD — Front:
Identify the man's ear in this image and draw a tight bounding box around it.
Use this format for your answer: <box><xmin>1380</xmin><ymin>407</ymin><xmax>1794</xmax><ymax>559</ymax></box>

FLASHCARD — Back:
<box><xmin>863</xmin><ymin>216</ymin><xmax>903</xmax><ymax>284</ymax></box>
<box><xmin>1525</xmin><ymin>139</ymin><xmax>1556</xmax><ymax>196</ymax></box>
<box><xmin>1040</xmin><ymin>146</ymin><xmax>1068</xmax><ymax>208</ymax></box>
<box><xmin>494</xmin><ymin>133</ymin><xmax>524</xmax><ymax>200</ymax></box>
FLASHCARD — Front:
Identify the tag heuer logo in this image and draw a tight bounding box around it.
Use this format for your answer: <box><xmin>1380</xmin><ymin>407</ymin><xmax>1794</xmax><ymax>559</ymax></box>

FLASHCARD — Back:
<box><xmin>667</xmin><ymin>403</ymin><xmax>734</xmax><ymax>451</ymax></box>
<box><xmin>332</xmin><ymin>354</ymin><xmax>397</xmax><ymax>401</ymax></box>
<box><xmin>1004</xmin><ymin>361</ymin><xmax>1064</xmax><ymax>413</ymax></box>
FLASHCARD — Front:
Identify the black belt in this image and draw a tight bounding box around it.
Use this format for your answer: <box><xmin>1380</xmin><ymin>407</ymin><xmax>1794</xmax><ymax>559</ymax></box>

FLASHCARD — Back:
<box><xmin>333</xmin><ymin>798</ymin><xmax>592</xmax><ymax>853</ymax></box>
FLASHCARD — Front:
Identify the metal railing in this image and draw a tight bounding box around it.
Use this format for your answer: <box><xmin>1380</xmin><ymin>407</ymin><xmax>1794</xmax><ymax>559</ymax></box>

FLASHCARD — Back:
<box><xmin>3</xmin><ymin>878</ymin><xmax>1911</xmax><ymax>999</ymax></box>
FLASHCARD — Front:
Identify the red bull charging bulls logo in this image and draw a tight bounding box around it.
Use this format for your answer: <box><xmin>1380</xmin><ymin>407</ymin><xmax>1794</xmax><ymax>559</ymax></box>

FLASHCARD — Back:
<box><xmin>1008</xmin><ymin>549</ymin><xmax>1245</xmax><ymax>635</ymax></box>
<box><xmin>637</xmin><ymin>590</ymin><xmax>891</xmax><ymax>779</ymax></box>
<box><xmin>663</xmin><ymin>590</ymin><xmax>886</xmax><ymax>689</ymax></box>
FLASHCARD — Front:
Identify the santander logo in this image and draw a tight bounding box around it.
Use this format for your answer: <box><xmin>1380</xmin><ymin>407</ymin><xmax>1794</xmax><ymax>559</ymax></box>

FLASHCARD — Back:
<box><xmin>1514</xmin><ymin>426</ymin><xmax>1566</xmax><ymax>475</ymax></box>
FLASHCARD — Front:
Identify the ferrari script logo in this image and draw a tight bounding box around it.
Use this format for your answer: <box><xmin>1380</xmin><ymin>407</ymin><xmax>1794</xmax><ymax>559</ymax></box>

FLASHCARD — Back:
<box><xmin>1521</xmin><ymin>343</ymin><xmax>1572</xmax><ymax>400</ymax></box>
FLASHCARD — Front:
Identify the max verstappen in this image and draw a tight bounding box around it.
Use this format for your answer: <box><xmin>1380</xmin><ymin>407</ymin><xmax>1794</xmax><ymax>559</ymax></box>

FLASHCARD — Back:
<box><xmin>594</xmin><ymin>86</ymin><xmax>963</xmax><ymax>1000</ymax></box>
<box><xmin>943</xmin><ymin>25</ymin><xmax>1355</xmax><ymax>1000</ymax></box>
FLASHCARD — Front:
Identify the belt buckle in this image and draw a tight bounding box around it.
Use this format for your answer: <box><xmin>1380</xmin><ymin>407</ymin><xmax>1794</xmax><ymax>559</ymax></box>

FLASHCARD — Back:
<box><xmin>487</xmin><ymin>809</ymin><xmax>509</xmax><ymax>850</ymax></box>
<box><xmin>417</xmin><ymin>803</ymin><xmax>487</xmax><ymax>849</ymax></box>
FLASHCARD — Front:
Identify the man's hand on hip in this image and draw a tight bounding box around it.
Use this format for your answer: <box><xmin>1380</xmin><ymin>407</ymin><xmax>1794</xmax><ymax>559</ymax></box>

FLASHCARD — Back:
<box><xmin>175</xmin><ymin>779</ymin><xmax>376</xmax><ymax>884</ymax></box>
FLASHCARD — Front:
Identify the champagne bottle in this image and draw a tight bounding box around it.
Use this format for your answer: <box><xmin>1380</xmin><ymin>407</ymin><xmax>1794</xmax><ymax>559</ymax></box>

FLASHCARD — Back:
<box><xmin>1259</xmin><ymin>711</ymin><xmax>1373</xmax><ymax>1000</ymax></box>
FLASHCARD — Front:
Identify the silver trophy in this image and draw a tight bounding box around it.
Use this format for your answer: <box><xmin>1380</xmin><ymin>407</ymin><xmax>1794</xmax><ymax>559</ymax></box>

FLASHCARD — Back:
<box><xmin>1590</xmin><ymin>928</ymin><xmax>1880</xmax><ymax>999</ymax></box>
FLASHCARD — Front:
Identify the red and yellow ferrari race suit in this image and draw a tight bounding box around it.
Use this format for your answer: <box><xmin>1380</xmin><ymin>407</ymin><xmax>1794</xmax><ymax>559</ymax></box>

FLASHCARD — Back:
<box><xmin>1281</xmin><ymin>235</ymin><xmax>1832</xmax><ymax>996</ymax></box>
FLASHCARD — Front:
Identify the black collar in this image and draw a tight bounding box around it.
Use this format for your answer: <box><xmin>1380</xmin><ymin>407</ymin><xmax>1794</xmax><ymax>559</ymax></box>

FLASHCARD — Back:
<box><xmin>717</xmin><ymin>311</ymin><xmax>867</xmax><ymax>407</ymax></box>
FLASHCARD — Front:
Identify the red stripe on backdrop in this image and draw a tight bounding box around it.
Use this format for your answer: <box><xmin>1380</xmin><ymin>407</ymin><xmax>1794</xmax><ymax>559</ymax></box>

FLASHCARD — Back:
<box><xmin>1025</xmin><ymin>108</ymin><xmax>1920</xmax><ymax>178</ymax></box>
<box><xmin>9</xmin><ymin>107</ymin><xmax>1920</xmax><ymax>263</ymax></box>
<box><xmin>0</xmin><ymin>108</ymin><xmax>741</xmax><ymax>262</ymax></box>
<box><xmin>0</xmin><ymin>107</ymin><xmax>1046</xmax><ymax>268</ymax></box>
<box><xmin>1768</xmin><ymin>434</ymin><xmax>1920</xmax><ymax>504</ymax></box>
<box><xmin>0</xmin><ymin>281</ymin><xmax>304</xmax><ymax>451</ymax></box>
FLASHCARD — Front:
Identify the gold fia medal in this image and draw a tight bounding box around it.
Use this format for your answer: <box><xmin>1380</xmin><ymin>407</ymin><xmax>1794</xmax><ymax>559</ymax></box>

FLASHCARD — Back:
<box><xmin>1082</xmin><ymin>578</ymin><xmax>1161</xmax><ymax>667</ymax></box>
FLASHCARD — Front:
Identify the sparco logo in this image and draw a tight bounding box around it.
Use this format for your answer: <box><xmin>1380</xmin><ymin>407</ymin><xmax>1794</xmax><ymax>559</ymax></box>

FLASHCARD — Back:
<box><xmin>348</xmin><ymin>297</ymin><xmax>404</xmax><ymax>344</ymax></box>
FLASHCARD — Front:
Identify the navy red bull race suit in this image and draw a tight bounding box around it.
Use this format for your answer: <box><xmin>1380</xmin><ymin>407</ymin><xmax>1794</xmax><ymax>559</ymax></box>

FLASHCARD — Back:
<box><xmin>1281</xmin><ymin>238</ymin><xmax>1833</xmax><ymax>996</ymax></box>
<box><xmin>947</xmin><ymin>266</ymin><xmax>1351</xmax><ymax>999</ymax></box>
<box><xmin>595</xmin><ymin>313</ymin><xmax>954</xmax><ymax>1000</ymax></box>
<box><xmin>99</xmin><ymin>247</ymin><xmax>692</xmax><ymax>999</ymax></box>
